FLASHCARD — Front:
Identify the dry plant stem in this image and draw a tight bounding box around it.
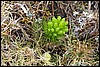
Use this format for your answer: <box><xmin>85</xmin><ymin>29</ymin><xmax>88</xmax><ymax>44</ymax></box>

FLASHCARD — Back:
<box><xmin>37</xmin><ymin>1</ymin><xmax>43</xmax><ymax>11</ymax></box>
<box><xmin>82</xmin><ymin>1</ymin><xmax>85</xmax><ymax>11</ymax></box>
<box><xmin>18</xmin><ymin>25</ymin><xmax>29</xmax><ymax>40</ymax></box>
<box><xmin>67</xmin><ymin>55</ymin><xmax>75</xmax><ymax>65</ymax></box>
<box><xmin>69</xmin><ymin>17</ymin><xmax>72</xmax><ymax>45</ymax></box>
<box><xmin>52</xmin><ymin>1</ymin><xmax>54</xmax><ymax>16</ymax></box>
<box><xmin>88</xmin><ymin>1</ymin><xmax>91</xmax><ymax>13</ymax></box>
<box><xmin>37</xmin><ymin>32</ymin><xmax>43</xmax><ymax>46</ymax></box>
<box><xmin>77</xmin><ymin>39</ymin><xmax>81</xmax><ymax>51</ymax></box>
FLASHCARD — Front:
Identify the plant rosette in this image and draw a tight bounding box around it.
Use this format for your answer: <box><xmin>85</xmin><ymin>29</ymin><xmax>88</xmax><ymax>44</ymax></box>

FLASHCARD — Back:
<box><xmin>43</xmin><ymin>16</ymin><xmax>68</xmax><ymax>41</ymax></box>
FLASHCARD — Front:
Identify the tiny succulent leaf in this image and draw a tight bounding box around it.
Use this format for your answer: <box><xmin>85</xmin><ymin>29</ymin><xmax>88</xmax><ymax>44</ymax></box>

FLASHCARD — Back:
<box><xmin>53</xmin><ymin>33</ymin><xmax>57</xmax><ymax>36</ymax></box>
<box><xmin>54</xmin><ymin>23</ymin><xmax>58</xmax><ymax>28</ymax></box>
<box><xmin>57</xmin><ymin>16</ymin><xmax>61</xmax><ymax>21</ymax></box>
<box><xmin>51</xmin><ymin>28</ymin><xmax>54</xmax><ymax>32</ymax></box>
<box><xmin>65</xmin><ymin>27</ymin><xmax>68</xmax><ymax>32</ymax></box>
<box><xmin>48</xmin><ymin>22</ymin><xmax>52</xmax><ymax>26</ymax></box>
<box><xmin>52</xmin><ymin>17</ymin><xmax>57</xmax><ymax>23</ymax></box>
<box><xmin>65</xmin><ymin>21</ymin><xmax>68</xmax><ymax>25</ymax></box>
<box><xmin>56</xmin><ymin>27</ymin><xmax>60</xmax><ymax>32</ymax></box>
<box><xmin>48</xmin><ymin>28</ymin><xmax>51</xmax><ymax>32</ymax></box>
<box><xmin>58</xmin><ymin>31</ymin><xmax>63</xmax><ymax>35</ymax></box>
<box><xmin>61</xmin><ymin>18</ymin><xmax>65</xmax><ymax>21</ymax></box>
<box><xmin>59</xmin><ymin>22</ymin><xmax>63</xmax><ymax>27</ymax></box>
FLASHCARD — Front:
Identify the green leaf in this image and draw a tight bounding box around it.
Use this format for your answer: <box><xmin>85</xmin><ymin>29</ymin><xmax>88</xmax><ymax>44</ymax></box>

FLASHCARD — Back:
<box><xmin>58</xmin><ymin>31</ymin><xmax>63</xmax><ymax>35</ymax></box>
<box><xmin>48</xmin><ymin>28</ymin><xmax>51</xmax><ymax>32</ymax></box>
<box><xmin>59</xmin><ymin>22</ymin><xmax>63</xmax><ymax>27</ymax></box>
<box><xmin>54</xmin><ymin>23</ymin><xmax>58</xmax><ymax>28</ymax></box>
<box><xmin>56</xmin><ymin>27</ymin><xmax>60</xmax><ymax>32</ymax></box>
<box><xmin>51</xmin><ymin>28</ymin><xmax>54</xmax><ymax>32</ymax></box>
<box><xmin>60</xmin><ymin>20</ymin><xmax>65</xmax><ymax>24</ymax></box>
<box><xmin>49</xmin><ymin>33</ymin><xmax>52</xmax><ymax>36</ymax></box>
<box><xmin>48</xmin><ymin>22</ymin><xmax>52</xmax><ymax>26</ymax></box>
<box><xmin>61</xmin><ymin>18</ymin><xmax>65</xmax><ymax>21</ymax></box>
<box><xmin>57</xmin><ymin>16</ymin><xmax>61</xmax><ymax>21</ymax></box>
<box><xmin>53</xmin><ymin>33</ymin><xmax>57</xmax><ymax>36</ymax></box>
<box><xmin>52</xmin><ymin>17</ymin><xmax>57</xmax><ymax>23</ymax></box>
<box><xmin>65</xmin><ymin>21</ymin><xmax>68</xmax><ymax>25</ymax></box>
<box><xmin>64</xmin><ymin>27</ymin><xmax>68</xmax><ymax>32</ymax></box>
<box><xmin>62</xmin><ymin>31</ymin><xmax>65</xmax><ymax>34</ymax></box>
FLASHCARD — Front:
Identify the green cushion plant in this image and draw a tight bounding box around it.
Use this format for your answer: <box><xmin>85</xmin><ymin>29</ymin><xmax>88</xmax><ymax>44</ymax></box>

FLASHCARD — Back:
<box><xmin>43</xmin><ymin>16</ymin><xmax>68</xmax><ymax>41</ymax></box>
